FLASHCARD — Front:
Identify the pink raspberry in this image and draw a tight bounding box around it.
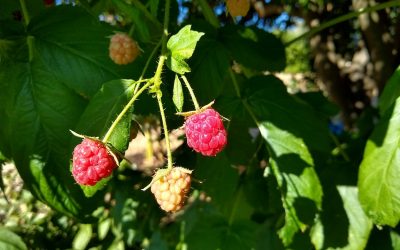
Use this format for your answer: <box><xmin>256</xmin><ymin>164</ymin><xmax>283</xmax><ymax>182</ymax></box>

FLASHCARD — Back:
<box><xmin>109</xmin><ymin>33</ymin><xmax>140</xmax><ymax>65</ymax></box>
<box><xmin>185</xmin><ymin>108</ymin><xmax>227</xmax><ymax>156</ymax></box>
<box><xmin>72</xmin><ymin>138</ymin><xmax>117</xmax><ymax>186</ymax></box>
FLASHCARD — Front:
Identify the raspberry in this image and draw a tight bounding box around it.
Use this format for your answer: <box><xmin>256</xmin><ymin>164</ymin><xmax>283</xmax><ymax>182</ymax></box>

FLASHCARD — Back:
<box><xmin>109</xmin><ymin>33</ymin><xmax>140</xmax><ymax>65</ymax></box>
<box><xmin>226</xmin><ymin>0</ymin><xmax>250</xmax><ymax>17</ymax></box>
<box><xmin>72</xmin><ymin>138</ymin><xmax>117</xmax><ymax>186</ymax></box>
<box><xmin>151</xmin><ymin>167</ymin><xmax>192</xmax><ymax>212</ymax></box>
<box><xmin>185</xmin><ymin>108</ymin><xmax>227</xmax><ymax>156</ymax></box>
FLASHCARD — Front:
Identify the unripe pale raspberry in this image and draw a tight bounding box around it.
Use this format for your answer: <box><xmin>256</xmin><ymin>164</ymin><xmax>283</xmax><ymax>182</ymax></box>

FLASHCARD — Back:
<box><xmin>185</xmin><ymin>108</ymin><xmax>227</xmax><ymax>156</ymax></box>
<box><xmin>109</xmin><ymin>33</ymin><xmax>140</xmax><ymax>65</ymax></box>
<box><xmin>151</xmin><ymin>167</ymin><xmax>191</xmax><ymax>212</ymax></box>
<box><xmin>226</xmin><ymin>0</ymin><xmax>250</xmax><ymax>17</ymax></box>
<box><xmin>72</xmin><ymin>138</ymin><xmax>117</xmax><ymax>186</ymax></box>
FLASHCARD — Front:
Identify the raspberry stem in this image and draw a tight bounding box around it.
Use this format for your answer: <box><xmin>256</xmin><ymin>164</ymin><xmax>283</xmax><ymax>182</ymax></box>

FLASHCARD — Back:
<box><xmin>181</xmin><ymin>75</ymin><xmax>200</xmax><ymax>111</ymax></box>
<box><xmin>19</xmin><ymin>0</ymin><xmax>33</xmax><ymax>61</ymax></box>
<box><xmin>156</xmin><ymin>91</ymin><xmax>173</xmax><ymax>170</ymax></box>
<box><xmin>102</xmin><ymin>79</ymin><xmax>153</xmax><ymax>143</ymax></box>
<box><xmin>133</xmin><ymin>39</ymin><xmax>162</xmax><ymax>94</ymax></box>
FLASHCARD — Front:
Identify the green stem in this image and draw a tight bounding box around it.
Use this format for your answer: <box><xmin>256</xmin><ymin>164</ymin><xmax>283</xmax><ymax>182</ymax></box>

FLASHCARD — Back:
<box><xmin>286</xmin><ymin>0</ymin><xmax>400</xmax><ymax>46</ymax></box>
<box><xmin>19</xmin><ymin>0</ymin><xmax>34</xmax><ymax>61</ymax></box>
<box><xmin>228</xmin><ymin>187</ymin><xmax>243</xmax><ymax>226</ymax></box>
<box><xmin>19</xmin><ymin>0</ymin><xmax>30</xmax><ymax>26</ymax></box>
<box><xmin>156</xmin><ymin>91</ymin><xmax>173</xmax><ymax>169</ymax></box>
<box><xmin>134</xmin><ymin>39</ymin><xmax>162</xmax><ymax>94</ymax></box>
<box><xmin>329</xmin><ymin>133</ymin><xmax>350</xmax><ymax>161</ymax></box>
<box><xmin>102</xmin><ymin>80</ymin><xmax>153</xmax><ymax>143</ymax></box>
<box><xmin>152</xmin><ymin>0</ymin><xmax>172</xmax><ymax>170</ymax></box>
<box><xmin>195</xmin><ymin>0</ymin><xmax>219</xmax><ymax>28</ymax></box>
<box><xmin>181</xmin><ymin>75</ymin><xmax>200</xmax><ymax>110</ymax></box>
<box><xmin>228</xmin><ymin>68</ymin><xmax>241</xmax><ymax>98</ymax></box>
<box><xmin>153</xmin><ymin>55</ymin><xmax>166</xmax><ymax>88</ymax></box>
<box><xmin>131</xmin><ymin>0</ymin><xmax>162</xmax><ymax>27</ymax></box>
<box><xmin>161</xmin><ymin>0</ymin><xmax>171</xmax><ymax>54</ymax></box>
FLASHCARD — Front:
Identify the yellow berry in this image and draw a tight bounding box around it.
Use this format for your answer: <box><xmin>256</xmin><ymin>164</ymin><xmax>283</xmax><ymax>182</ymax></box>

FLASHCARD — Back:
<box><xmin>109</xmin><ymin>33</ymin><xmax>140</xmax><ymax>65</ymax></box>
<box><xmin>226</xmin><ymin>0</ymin><xmax>250</xmax><ymax>17</ymax></box>
<box><xmin>150</xmin><ymin>167</ymin><xmax>192</xmax><ymax>213</ymax></box>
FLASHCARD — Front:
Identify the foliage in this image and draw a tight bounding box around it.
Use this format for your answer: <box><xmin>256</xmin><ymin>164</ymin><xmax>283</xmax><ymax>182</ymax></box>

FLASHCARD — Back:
<box><xmin>1</xmin><ymin>0</ymin><xmax>400</xmax><ymax>249</ymax></box>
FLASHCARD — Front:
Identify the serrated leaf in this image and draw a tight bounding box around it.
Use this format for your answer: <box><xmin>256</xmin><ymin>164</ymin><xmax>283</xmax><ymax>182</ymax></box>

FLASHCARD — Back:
<box><xmin>358</xmin><ymin>96</ymin><xmax>400</xmax><ymax>227</ymax></box>
<box><xmin>260</xmin><ymin>122</ymin><xmax>322</xmax><ymax>246</ymax></box>
<box><xmin>173</xmin><ymin>75</ymin><xmax>184</xmax><ymax>112</ymax></box>
<box><xmin>0</xmin><ymin>5</ymin><xmax>136</xmax><ymax>218</ymax></box>
<box><xmin>28</xmin><ymin>5</ymin><xmax>142</xmax><ymax>98</ymax></box>
<box><xmin>244</xmin><ymin>75</ymin><xmax>324</xmax><ymax>245</ymax></box>
<box><xmin>166</xmin><ymin>25</ymin><xmax>204</xmax><ymax>74</ymax></box>
<box><xmin>245</xmin><ymin>75</ymin><xmax>331</xmax><ymax>153</ymax></box>
<box><xmin>379</xmin><ymin>65</ymin><xmax>400</xmax><ymax>116</ymax></box>
<box><xmin>74</xmin><ymin>79</ymin><xmax>136</xmax><ymax>197</ymax></box>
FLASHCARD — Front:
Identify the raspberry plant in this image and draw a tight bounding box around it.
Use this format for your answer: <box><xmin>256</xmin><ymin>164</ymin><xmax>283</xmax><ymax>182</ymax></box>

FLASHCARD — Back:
<box><xmin>1</xmin><ymin>0</ymin><xmax>400</xmax><ymax>249</ymax></box>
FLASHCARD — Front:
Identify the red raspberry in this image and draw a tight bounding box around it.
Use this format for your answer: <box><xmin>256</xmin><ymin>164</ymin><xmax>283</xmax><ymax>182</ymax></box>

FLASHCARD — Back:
<box><xmin>151</xmin><ymin>167</ymin><xmax>191</xmax><ymax>212</ymax></box>
<box><xmin>226</xmin><ymin>0</ymin><xmax>250</xmax><ymax>17</ymax></box>
<box><xmin>72</xmin><ymin>138</ymin><xmax>117</xmax><ymax>186</ymax></box>
<box><xmin>109</xmin><ymin>33</ymin><xmax>140</xmax><ymax>65</ymax></box>
<box><xmin>185</xmin><ymin>108</ymin><xmax>227</xmax><ymax>156</ymax></box>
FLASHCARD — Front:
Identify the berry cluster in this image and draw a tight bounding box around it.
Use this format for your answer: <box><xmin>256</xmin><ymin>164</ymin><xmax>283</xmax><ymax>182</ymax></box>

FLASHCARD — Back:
<box><xmin>72</xmin><ymin>138</ymin><xmax>117</xmax><ymax>186</ymax></box>
<box><xmin>71</xmin><ymin>30</ymin><xmax>228</xmax><ymax>214</ymax></box>
<box><xmin>151</xmin><ymin>168</ymin><xmax>192</xmax><ymax>212</ymax></box>
<box><xmin>109</xmin><ymin>33</ymin><xmax>140</xmax><ymax>65</ymax></box>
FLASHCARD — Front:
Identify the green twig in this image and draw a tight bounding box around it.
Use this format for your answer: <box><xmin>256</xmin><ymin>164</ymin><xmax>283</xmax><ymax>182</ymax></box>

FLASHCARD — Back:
<box><xmin>286</xmin><ymin>0</ymin><xmax>400</xmax><ymax>46</ymax></box>
<box><xmin>228</xmin><ymin>68</ymin><xmax>241</xmax><ymax>98</ymax></box>
<box><xmin>181</xmin><ymin>75</ymin><xmax>200</xmax><ymax>111</ymax></box>
<box><xmin>152</xmin><ymin>0</ymin><xmax>173</xmax><ymax>170</ymax></box>
<box><xmin>156</xmin><ymin>91</ymin><xmax>173</xmax><ymax>170</ymax></box>
<box><xmin>134</xmin><ymin>39</ymin><xmax>162</xmax><ymax>94</ymax></box>
<box><xmin>19</xmin><ymin>0</ymin><xmax>30</xmax><ymax>26</ymax></box>
<box><xmin>329</xmin><ymin>133</ymin><xmax>350</xmax><ymax>161</ymax></box>
<box><xmin>102</xmin><ymin>80</ymin><xmax>153</xmax><ymax>143</ymax></box>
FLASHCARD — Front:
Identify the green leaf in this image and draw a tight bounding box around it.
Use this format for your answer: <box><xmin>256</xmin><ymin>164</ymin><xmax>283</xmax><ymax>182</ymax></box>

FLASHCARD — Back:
<box><xmin>28</xmin><ymin>5</ymin><xmax>141</xmax><ymax>98</ymax></box>
<box><xmin>184</xmin><ymin>213</ymin><xmax>258</xmax><ymax>250</ymax></box>
<box><xmin>0</xmin><ymin>5</ymin><xmax>134</xmax><ymax>218</ymax></box>
<box><xmin>220</xmin><ymin>25</ymin><xmax>286</xmax><ymax>72</ymax></box>
<box><xmin>98</xmin><ymin>218</ymin><xmax>112</xmax><ymax>240</ymax></box>
<box><xmin>260</xmin><ymin>122</ymin><xmax>322</xmax><ymax>246</ymax></box>
<box><xmin>194</xmin><ymin>153</ymin><xmax>239</xmax><ymax>214</ymax></box>
<box><xmin>111</xmin><ymin>186</ymin><xmax>140</xmax><ymax>247</ymax></box>
<box><xmin>246</xmin><ymin>75</ymin><xmax>331</xmax><ymax>153</ymax></box>
<box><xmin>0</xmin><ymin>227</ymin><xmax>27</xmax><ymax>250</ymax></box>
<box><xmin>358</xmin><ymin>96</ymin><xmax>400</xmax><ymax>227</ymax></box>
<box><xmin>244</xmin><ymin>76</ymin><xmax>325</xmax><ymax>245</ymax></box>
<box><xmin>337</xmin><ymin>186</ymin><xmax>373</xmax><ymax>250</ymax></box>
<box><xmin>379</xmin><ymin>65</ymin><xmax>400</xmax><ymax>116</ymax></box>
<box><xmin>74</xmin><ymin>79</ymin><xmax>135</xmax><ymax>197</ymax></box>
<box><xmin>188</xmin><ymin>38</ymin><xmax>230</xmax><ymax>103</ymax></box>
<box><xmin>166</xmin><ymin>25</ymin><xmax>204</xmax><ymax>74</ymax></box>
<box><xmin>72</xmin><ymin>224</ymin><xmax>93</xmax><ymax>250</ymax></box>
<box><xmin>225</xmin><ymin>118</ymin><xmax>258</xmax><ymax>165</ymax></box>
<box><xmin>172</xmin><ymin>75</ymin><xmax>184</xmax><ymax>112</ymax></box>
<box><xmin>311</xmin><ymin>186</ymin><xmax>372</xmax><ymax>250</ymax></box>
<box><xmin>0</xmin><ymin>58</ymin><xmax>95</xmax><ymax>218</ymax></box>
